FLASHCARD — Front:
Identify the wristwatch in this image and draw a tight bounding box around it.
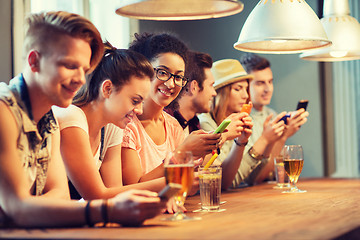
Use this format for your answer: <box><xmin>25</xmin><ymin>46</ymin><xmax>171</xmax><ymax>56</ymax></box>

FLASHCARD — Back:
<box><xmin>248</xmin><ymin>146</ymin><xmax>265</xmax><ymax>160</ymax></box>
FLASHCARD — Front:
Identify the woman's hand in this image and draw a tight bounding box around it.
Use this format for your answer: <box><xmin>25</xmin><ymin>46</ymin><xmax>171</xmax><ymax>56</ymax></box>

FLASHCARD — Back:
<box><xmin>222</xmin><ymin>112</ymin><xmax>253</xmax><ymax>144</ymax></box>
<box><xmin>235</xmin><ymin>113</ymin><xmax>253</xmax><ymax>144</ymax></box>
<box><xmin>164</xmin><ymin>197</ymin><xmax>185</xmax><ymax>214</ymax></box>
<box><xmin>222</xmin><ymin>112</ymin><xmax>247</xmax><ymax>142</ymax></box>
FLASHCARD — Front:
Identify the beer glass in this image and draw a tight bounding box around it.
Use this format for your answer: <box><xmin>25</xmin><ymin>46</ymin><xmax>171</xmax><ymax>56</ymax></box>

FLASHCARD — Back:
<box><xmin>282</xmin><ymin>145</ymin><xmax>306</xmax><ymax>193</ymax></box>
<box><xmin>164</xmin><ymin>150</ymin><xmax>194</xmax><ymax>221</ymax></box>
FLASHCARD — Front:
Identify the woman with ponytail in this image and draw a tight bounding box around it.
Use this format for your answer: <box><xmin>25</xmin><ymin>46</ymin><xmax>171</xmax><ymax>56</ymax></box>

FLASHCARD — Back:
<box><xmin>53</xmin><ymin>42</ymin><xmax>168</xmax><ymax>201</ymax></box>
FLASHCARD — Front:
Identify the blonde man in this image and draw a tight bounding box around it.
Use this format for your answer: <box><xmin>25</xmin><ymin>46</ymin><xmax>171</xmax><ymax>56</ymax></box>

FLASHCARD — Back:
<box><xmin>0</xmin><ymin>11</ymin><xmax>165</xmax><ymax>228</ymax></box>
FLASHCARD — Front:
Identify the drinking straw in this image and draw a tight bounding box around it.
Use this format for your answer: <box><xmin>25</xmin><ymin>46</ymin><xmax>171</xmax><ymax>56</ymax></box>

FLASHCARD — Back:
<box><xmin>204</xmin><ymin>151</ymin><xmax>218</xmax><ymax>169</ymax></box>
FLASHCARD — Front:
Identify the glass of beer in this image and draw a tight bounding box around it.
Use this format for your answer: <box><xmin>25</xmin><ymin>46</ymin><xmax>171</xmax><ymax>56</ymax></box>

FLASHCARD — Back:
<box><xmin>164</xmin><ymin>150</ymin><xmax>194</xmax><ymax>221</ymax></box>
<box><xmin>282</xmin><ymin>145</ymin><xmax>306</xmax><ymax>193</ymax></box>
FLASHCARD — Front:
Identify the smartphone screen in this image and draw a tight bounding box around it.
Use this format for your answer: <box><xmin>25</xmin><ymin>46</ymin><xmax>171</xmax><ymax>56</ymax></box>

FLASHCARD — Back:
<box><xmin>296</xmin><ymin>100</ymin><xmax>309</xmax><ymax>111</ymax></box>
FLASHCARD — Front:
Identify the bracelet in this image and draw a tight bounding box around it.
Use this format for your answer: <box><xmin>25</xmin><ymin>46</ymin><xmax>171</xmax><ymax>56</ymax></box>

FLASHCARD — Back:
<box><xmin>85</xmin><ymin>200</ymin><xmax>94</xmax><ymax>227</ymax></box>
<box><xmin>234</xmin><ymin>139</ymin><xmax>248</xmax><ymax>147</ymax></box>
<box><xmin>248</xmin><ymin>146</ymin><xmax>265</xmax><ymax>161</ymax></box>
<box><xmin>101</xmin><ymin>199</ymin><xmax>109</xmax><ymax>227</ymax></box>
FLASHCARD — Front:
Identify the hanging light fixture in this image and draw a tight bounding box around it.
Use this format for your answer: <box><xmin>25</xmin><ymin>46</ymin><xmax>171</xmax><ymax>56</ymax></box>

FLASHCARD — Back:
<box><xmin>300</xmin><ymin>0</ymin><xmax>360</xmax><ymax>61</ymax></box>
<box><xmin>233</xmin><ymin>0</ymin><xmax>332</xmax><ymax>54</ymax></box>
<box><xmin>115</xmin><ymin>0</ymin><xmax>244</xmax><ymax>21</ymax></box>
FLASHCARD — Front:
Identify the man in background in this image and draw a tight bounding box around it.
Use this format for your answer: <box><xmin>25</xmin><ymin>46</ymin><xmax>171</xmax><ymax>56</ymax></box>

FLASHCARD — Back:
<box><xmin>239</xmin><ymin>53</ymin><xmax>309</xmax><ymax>183</ymax></box>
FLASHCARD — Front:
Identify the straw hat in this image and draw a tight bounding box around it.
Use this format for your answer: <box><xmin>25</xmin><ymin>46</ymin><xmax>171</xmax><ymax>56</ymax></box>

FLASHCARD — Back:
<box><xmin>212</xmin><ymin>59</ymin><xmax>253</xmax><ymax>90</ymax></box>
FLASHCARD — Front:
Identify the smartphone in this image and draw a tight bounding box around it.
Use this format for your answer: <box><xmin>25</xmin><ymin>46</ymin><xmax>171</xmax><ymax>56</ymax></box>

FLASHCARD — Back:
<box><xmin>279</xmin><ymin>100</ymin><xmax>309</xmax><ymax>124</ymax></box>
<box><xmin>214</xmin><ymin>119</ymin><xmax>231</xmax><ymax>134</ymax></box>
<box><xmin>241</xmin><ymin>103</ymin><xmax>252</xmax><ymax>114</ymax></box>
<box><xmin>158</xmin><ymin>183</ymin><xmax>182</xmax><ymax>200</ymax></box>
<box><xmin>296</xmin><ymin>100</ymin><xmax>309</xmax><ymax>111</ymax></box>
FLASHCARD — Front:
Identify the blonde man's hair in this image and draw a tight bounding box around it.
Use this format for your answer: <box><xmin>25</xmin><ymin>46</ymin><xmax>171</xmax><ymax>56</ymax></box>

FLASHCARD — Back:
<box><xmin>23</xmin><ymin>11</ymin><xmax>103</xmax><ymax>72</ymax></box>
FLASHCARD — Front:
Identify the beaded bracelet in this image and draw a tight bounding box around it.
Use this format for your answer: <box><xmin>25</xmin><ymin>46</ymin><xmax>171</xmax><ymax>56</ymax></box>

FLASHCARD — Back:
<box><xmin>85</xmin><ymin>200</ymin><xmax>94</xmax><ymax>227</ymax></box>
<box><xmin>101</xmin><ymin>199</ymin><xmax>108</xmax><ymax>227</ymax></box>
<box><xmin>234</xmin><ymin>139</ymin><xmax>248</xmax><ymax>147</ymax></box>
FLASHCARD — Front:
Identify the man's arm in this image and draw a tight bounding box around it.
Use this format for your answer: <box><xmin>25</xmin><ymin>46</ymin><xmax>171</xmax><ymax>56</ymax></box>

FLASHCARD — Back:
<box><xmin>253</xmin><ymin>110</ymin><xmax>309</xmax><ymax>184</ymax></box>
<box><xmin>0</xmin><ymin>101</ymin><xmax>32</xmax><ymax>214</ymax></box>
<box><xmin>262</xmin><ymin>109</ymin><xmax>309</xmax><ymax>180</ymax></box>
<box><xmin>0</xmin><ymin>101</ymin><xmax>84</xmax><ymax>227</ymax></box>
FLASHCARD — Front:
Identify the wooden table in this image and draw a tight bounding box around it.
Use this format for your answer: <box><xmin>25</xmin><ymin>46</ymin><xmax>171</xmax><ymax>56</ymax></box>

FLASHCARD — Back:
<box><xmin>1</xmin><ymin>178</ymin><xmax>360</xmax><ymax>239</ymax></box>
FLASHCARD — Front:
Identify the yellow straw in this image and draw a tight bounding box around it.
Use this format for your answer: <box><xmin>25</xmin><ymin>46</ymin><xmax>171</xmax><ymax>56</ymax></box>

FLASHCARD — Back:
<box><xmin>204</xmin><ymin>153</ymin><xmax>218</xmax><ymax>169</ymax></box>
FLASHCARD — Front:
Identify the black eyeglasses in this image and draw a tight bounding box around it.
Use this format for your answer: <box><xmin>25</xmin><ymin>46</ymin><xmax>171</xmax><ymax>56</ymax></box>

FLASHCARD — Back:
<box><xmin>153</xmin><ymin>68</ymin><xmax>188</xmax><ymax>87</ymax></box>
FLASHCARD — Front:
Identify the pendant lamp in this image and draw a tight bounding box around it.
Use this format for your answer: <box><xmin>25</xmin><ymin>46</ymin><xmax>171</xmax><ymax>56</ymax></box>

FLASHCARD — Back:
<box><xmin>233</xmin><ymin>0</ymin><xmax>332</xmax><ymax>54</ymax></box>
<box><xmin>300</xmin><ymin>0</ymin><xmax>360</xmax><ymax>61</ymax></box>
<box><xmin>115</xmin><ymin>0</ymin><xmax>244</xmax><ymax>21</ymax></box>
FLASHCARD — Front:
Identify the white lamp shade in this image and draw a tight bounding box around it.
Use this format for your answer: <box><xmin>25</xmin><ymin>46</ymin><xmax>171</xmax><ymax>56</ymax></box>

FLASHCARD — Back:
<box><xmin>115</xmin><ymin>0</ymin><xmax>244</xmax><ymax>21</ymax></box>
<box><xmin>300</xmin><ymin>0</ymin><xmax>360</xmax><ymax>61</ymax></box>
<box><xmin>234</xmin><ymin>0</ymin><xmax>331</xmax><ymax>54</ymax></box>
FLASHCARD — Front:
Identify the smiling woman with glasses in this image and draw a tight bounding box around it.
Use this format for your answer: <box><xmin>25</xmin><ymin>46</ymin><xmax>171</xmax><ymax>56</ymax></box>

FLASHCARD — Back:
<box><xmin>121</xmin><ymin>33</ymin><xmax>221</xmax><ymax>214</ymax></box>
<box><xmin>121</xmin><ymin>33</ymin><xmax>189</xmax><ymax>186</ymax></box>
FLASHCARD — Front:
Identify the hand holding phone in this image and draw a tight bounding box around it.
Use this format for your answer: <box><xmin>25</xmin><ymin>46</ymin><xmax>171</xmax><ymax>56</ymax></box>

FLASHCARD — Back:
<box><xmin>241</xmin><ymin>103</ymin><xmax>252</xmax><ymax>114</ymax></box>
<box><xmin>158</xmin><ymin>183</ymin><xmax>182</xmax><ymax>201</ymax></box>
<box><xmin>214</xmin><ymin>119</ymin><xmax>231</xmax><ymax>134</ymax></box>
<box><xmin>279</xmin><ymin>100</ymin><xmax>309</xmax><ymax>124</ymax></box>
<box><xmin>279</xmin><ymin>113</ymin><xmax>291</xmax><ymax>124</ymax></box>
<box><xmin>212</xmin><ymin>119</ymin><xmax>231</xmax><ymax>155</ymax></box>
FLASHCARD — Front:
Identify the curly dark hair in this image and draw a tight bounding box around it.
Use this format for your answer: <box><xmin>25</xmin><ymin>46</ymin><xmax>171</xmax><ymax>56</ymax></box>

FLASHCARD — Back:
<box><xmin>129</xmin><ymin>32</ymin><xmax>188</xmax><ymax>64</ymax></box>
<box><xmin>239</xmin><ymin>53</ymin><xmax>270</xmax><ymax>73</ymax></box>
